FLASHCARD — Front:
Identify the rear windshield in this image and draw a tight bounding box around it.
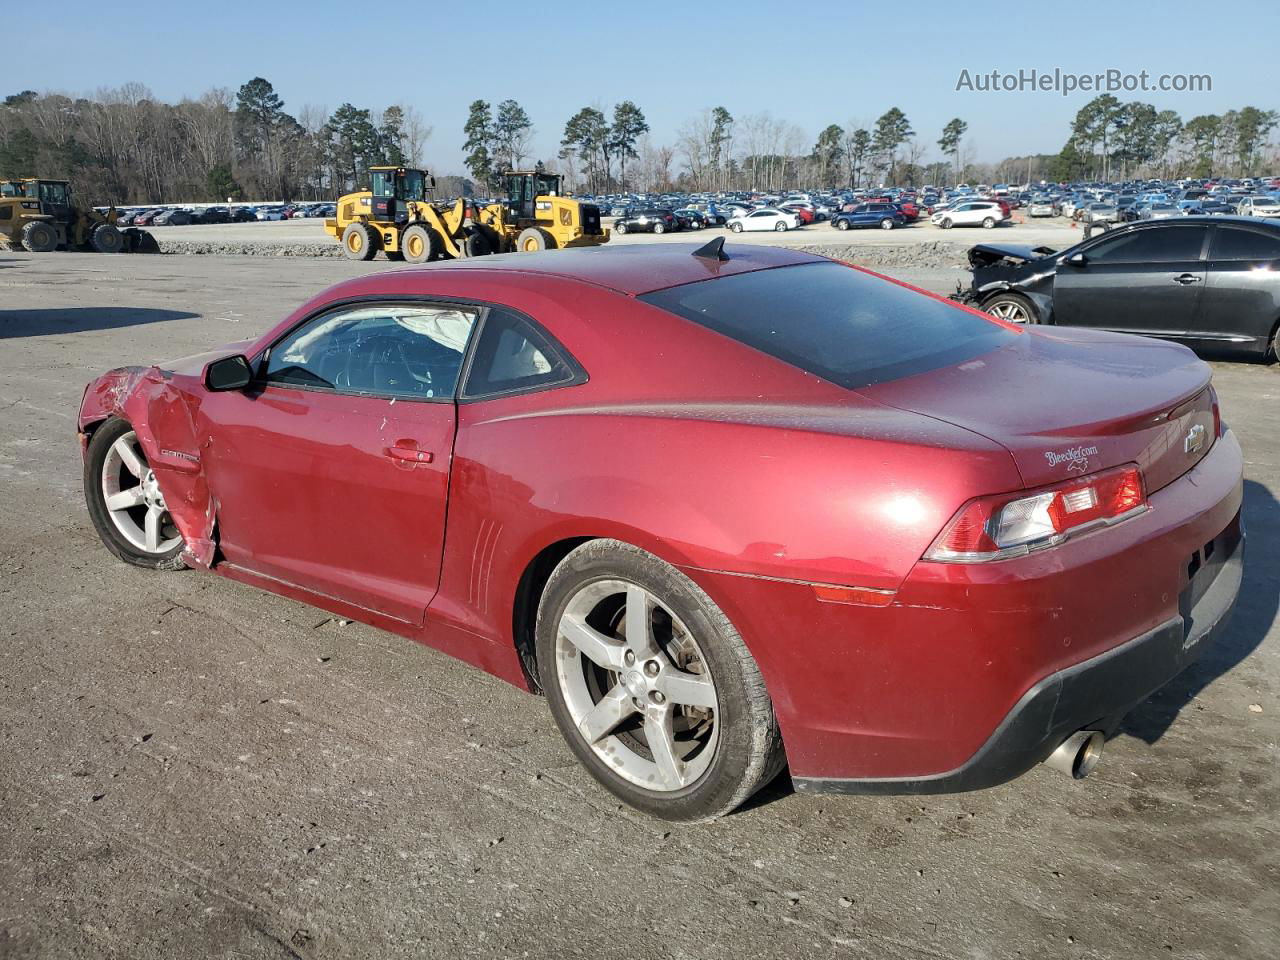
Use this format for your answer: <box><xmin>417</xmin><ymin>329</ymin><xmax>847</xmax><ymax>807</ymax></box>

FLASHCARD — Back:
<box><xmin>639</xmin><ymin>261</ymin><xmax>1016</xmax><ymax>389</ymax></box>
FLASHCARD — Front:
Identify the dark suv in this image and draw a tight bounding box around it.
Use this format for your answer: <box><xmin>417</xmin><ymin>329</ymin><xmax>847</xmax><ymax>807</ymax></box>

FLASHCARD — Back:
<box><xmin>614</xmin><ymin>208</ymin><xmax>678</xmax><ymax>235</ymax></box>
<box><xmin>831</xmin><ymin>202</ymin><xmax>908</xmax><ymax>231</ymax></box>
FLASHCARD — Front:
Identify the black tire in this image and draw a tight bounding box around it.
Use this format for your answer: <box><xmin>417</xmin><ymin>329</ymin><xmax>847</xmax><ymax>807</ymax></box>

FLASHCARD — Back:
<box><xmin>83</xmin><ymin>417</ymin><xmax>186</xmax><ymax>571</ymax></box>
<box><xmin>880</xmin><ymin>218</ymin><xmax>895</xmax><ymax>230</ymax></box>
<box><xmin>341</xmin><ymin>222</ymin><xmax>378</xmax><ymax>261</ymax></box>
<box><xmin>984</xmin><ymin>291</ymin><xmax>1039</xmax><ymax>325</ymax></box>
<box><xmin>729</xmin><ymin>221</ymin><xmax>743</xmax><ymax>233</ymax></box>
<box><xmin>940</xmin><ymin>217</ymin><xmax>953</xmax><ymax>229</ymax></box>
<box><xmin>516</xmin><ymin>227</ymin><xmax>553</xmax><ymax>252</ymax></box>
<box><xmin>653</xmin><ymin>222</ymin><xmax>666</xmax><ymax>235</ymax></box>
<box><xmin>774</xmin><ymin>221</ymin><xmax>788</xmax><ymax>232</ymax></box>
<box><xmin>536</xmin><ymin>539</ymin><xmax>786</xmax><ymax>822</ymax></box>
<box><xmin>982</xmin><ymin>217</ymin><xmax>996</xmax><ymax>229</ymax></box>
<box><xmin>616</xmin><ymin>222</ymin><xmax>629</xmax><ymax>235</ymax></box>
<box><xmin>463</xmin><ymin>229</ymin><xmax>493</xmax><ymax>258</ymax></box>
<box><xmin>836</xmin><ymin>219</ymin><xmax>850</xmax><ymax>230</ymax></box>
<box><xmin>21</xmin><ymin>220</ymin><xmax>58</xmax><ymax>253</ymax></box>
<box><xmin>400</xmin><ymin>223</ymin><xmax>439</xmax><ymax>264</ymax></box>
<box><xmin>91</xmin><ymin>223</ymin><xmax>125</xmax><ymax>253</ymax></box>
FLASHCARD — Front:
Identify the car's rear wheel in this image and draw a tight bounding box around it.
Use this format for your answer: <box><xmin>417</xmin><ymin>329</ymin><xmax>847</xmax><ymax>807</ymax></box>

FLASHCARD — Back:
<box><xmin>985</xmin><ymin>292</ymin><xmax>1038</xmax><ymax>325</ymax></box>
<box><xmin>774</xmin><ymin>221</ymin><xmax>787</xmax><ymax>232</ymax></box>
<box><xmin>982</xmin><ymin>217</ymin><xmax>996</xmax><ymax>228</ymax></box>
<box><xmin>536</xmin><ymin>540</ymin><xmax>786</xmax><ymax>822</ymax></box>
<box><xmin>84</xmin><ymin>418</ymin><xmax>186</xmax><ymax>570</ymax></box>
<box><xmin>653</xmin><ymin>222</ymin><xmax>666</xmax><ymax>235</ymax></box>
<box><xmin>880</xmin><ymin>218</ymin><xmax>894</xmax><ymax>230</ymax></box>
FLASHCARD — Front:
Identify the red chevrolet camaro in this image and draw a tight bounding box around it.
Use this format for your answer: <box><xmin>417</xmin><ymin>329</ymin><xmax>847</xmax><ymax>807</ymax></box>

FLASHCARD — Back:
<box><xmin>78</xmin><ymin>241</ymin><xmax>1245</xmax><ymax>821</ymax></box>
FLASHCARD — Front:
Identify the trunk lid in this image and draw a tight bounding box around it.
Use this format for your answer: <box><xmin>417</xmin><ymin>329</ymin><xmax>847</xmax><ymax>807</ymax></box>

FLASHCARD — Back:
<box><xmin>859</xmin><ymin>326</ymin><xmax>1216</xmax><ymax>493</ymax></box>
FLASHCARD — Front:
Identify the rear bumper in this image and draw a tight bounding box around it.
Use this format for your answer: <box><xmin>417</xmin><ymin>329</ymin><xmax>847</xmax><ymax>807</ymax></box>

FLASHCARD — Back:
<box><xmin>687</xmin><ymin>428</ymin><xmax>1245</xmax><ymax>788</ymax></box>
<box><xmin>793</xmin><ymin>511</ymin><xmax>1243</xmax><ymax>794</ymax></box>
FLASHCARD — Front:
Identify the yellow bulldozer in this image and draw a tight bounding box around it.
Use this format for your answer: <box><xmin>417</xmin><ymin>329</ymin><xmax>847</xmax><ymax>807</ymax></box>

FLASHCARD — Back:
<box><xmin>0</xmin><ymin>178</ymin><xmax>156</xmax><ymax>253</ymax></box>
<box><xmin>324</xmin><ymin>167</ymin><xmax>608</xmax><ymax>262</ymax></box>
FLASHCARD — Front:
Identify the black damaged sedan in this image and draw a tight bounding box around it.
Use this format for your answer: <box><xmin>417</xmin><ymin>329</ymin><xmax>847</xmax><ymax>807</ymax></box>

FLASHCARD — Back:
<box><xmin>956</xmin><ymin>216</ymin><xmax>1280</xmax><ymax>360</ymax></box>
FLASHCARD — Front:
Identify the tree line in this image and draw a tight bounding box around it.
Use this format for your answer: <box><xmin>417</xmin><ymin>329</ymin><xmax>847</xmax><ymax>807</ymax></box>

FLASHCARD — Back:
<box><xmin>0</xmin><ymin>78</ymin><xmax>432</xmax><ymax>204</ymax></box>
<box><xmin>1049</xmin><ymin>96</ymin><xmax>1278</xmax><ymax>182</ymax></box>
<box><xmin>2</xmin><ymin>77</ymin><xmax>1276</xmax><ymax>205</ymax></box>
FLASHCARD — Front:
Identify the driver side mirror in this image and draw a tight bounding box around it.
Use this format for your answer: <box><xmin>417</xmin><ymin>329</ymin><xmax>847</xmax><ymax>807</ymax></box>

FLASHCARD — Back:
<box><xmin>205</xmin><ymin>354</ymin><xmax>253</xmax><ymax>392</ymax></box>
<box><xmin>1065</xmin><ymin>252</ymin><xmax>1088</xmax><ymax>267</ymax></box>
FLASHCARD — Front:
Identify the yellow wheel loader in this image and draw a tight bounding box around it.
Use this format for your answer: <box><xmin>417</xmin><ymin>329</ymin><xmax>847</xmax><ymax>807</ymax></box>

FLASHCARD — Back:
<box><xmin>324</xmin><ymin>167</ymin><xmax>608</xmax><ymax>263</ymax></box>
<box><xmin>0</xmin><ymin>179</ymin><xmax>156</xmax><ymax>253</ymax></box>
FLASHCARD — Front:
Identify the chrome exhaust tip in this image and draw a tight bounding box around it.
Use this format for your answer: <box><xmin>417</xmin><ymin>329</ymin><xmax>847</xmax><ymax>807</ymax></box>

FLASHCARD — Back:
<box><xmin>1044</xmin><ymin>730</ymin><xmax>1105</xmax><ymax>779</ymax></box>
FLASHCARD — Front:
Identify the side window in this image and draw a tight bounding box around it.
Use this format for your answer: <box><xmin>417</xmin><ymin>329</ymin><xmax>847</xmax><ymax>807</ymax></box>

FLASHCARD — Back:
<box><xmin>264</xmin><ymin>303</ymin><xmax>479</xmax><ymax>399</ymax></box>
<box><xmin>750</xmin><ymin>211</ymin><xmax>769</xmax><ymax>218</ymax></box>
<box><xmin>1211</xmin><ymin>226</ymin><xmax>1280</xmax><ymax>261</ymax></box>
<box><xmin>1087</xmin><ymin>226</ymin><xmax>1205</xmax><ymax>263</ymax></box>
<box><xmin>462</xmin><ymin>308</ymin><xmax>582</xmax><ymax>399</ymax></box>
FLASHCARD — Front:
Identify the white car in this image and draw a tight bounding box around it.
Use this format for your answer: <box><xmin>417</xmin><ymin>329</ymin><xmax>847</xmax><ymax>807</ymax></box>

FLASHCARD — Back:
<box><xmin>931</xmin><ymin>200</ymin><xmax>1006</xmax><ymax>229</ymax></box>
<box><xmin>1237</xmin><ymin>196</ymin><xmax>1280</xmax><ymax>218</ymax></box>
<box><xmin>256</xmin><ymin>205</ymin><xmax>287</xmax><ymax>221</ymax></box>
<box><xmin>1027</xmin><ymin>198</ymin><xmax>1058</xmax><ymax>217</ymax></box>
<box><xmin>727</xmin><ymin>208</ymin><xmax>800</xmax><ymax>232</ymax></box>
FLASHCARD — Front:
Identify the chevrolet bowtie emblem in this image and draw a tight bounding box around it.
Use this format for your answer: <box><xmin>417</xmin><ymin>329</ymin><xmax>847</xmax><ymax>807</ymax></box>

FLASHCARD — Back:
<box><xmin>1184</xmin><ymin>424</ymin><xmax>1206</xmax><ymax>455</ymax></box>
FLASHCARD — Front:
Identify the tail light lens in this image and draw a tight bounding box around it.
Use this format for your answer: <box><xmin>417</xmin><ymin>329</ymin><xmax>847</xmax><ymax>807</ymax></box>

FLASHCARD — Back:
<box><xmin>925</xmin><ymin>464</ymin><xmax>1147</xmax><ymax>563</ymax></box>
<box><xmin>1209</xmin><ymin>384</ymin><xmax>1223</xmax><ymax>437</ymax></box>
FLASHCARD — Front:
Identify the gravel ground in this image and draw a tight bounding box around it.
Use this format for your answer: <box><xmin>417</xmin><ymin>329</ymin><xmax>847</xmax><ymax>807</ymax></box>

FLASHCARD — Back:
<box><xmin>0</xmin><ymin>252</ymin><xmax>1277</xmax><ymax>960</ymax></box>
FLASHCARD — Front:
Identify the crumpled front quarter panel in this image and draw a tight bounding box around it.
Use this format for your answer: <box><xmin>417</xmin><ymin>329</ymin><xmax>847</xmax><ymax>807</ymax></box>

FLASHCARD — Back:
<box><xmin>79</xmin><ymin>367</ymin><xmax>216</xmax><ymax>568</ymax></box>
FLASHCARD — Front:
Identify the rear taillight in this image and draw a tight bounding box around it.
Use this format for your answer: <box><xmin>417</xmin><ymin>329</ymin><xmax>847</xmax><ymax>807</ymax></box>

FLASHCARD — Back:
<box><xmin>925</xmin><ymin>464</ymin><xmax>1147</xmax><ymax>563</ymax></box>
<box><xmin>1209</xmin><ymin>384</ymin><xmax>1223</xmax><ymax>437</ymax></box>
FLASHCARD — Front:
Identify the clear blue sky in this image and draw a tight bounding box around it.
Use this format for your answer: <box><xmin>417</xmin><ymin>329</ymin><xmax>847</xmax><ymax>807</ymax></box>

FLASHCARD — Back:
<box><xmin>15</xmin><ymin>0</ymin><xmax>1277</xmax><ymax>173</ymax></box>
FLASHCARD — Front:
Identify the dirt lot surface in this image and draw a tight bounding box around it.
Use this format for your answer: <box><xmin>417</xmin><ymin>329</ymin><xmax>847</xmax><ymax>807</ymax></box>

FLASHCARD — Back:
<box><xmin>1</xmin><ymin>252</ymin><xmax>1277</xmax><ymax>960</ymax></box>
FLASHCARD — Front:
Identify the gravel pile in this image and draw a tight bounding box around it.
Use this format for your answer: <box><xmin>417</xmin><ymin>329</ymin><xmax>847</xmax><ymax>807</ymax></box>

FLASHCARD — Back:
<box><xmin>796</xmin><ymin>240</ymin><xmax>974</xmax><ymax>268</ymax></box>
<box><xmin>160</xmin><ymin>240</ymin><xmax>344</xmax><ymax>257</ymax></box>
<box><xmin>154</xmin><ymin>237</ymin><xmax>975</xmax><ymax>269</ymax></box>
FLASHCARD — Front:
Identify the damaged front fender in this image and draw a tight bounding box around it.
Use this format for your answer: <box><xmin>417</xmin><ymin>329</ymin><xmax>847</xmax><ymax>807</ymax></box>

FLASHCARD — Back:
<box><xmin>78</xmin><ymin>366</ymin><xmax>217</xmax><ymax>569</ymax></box>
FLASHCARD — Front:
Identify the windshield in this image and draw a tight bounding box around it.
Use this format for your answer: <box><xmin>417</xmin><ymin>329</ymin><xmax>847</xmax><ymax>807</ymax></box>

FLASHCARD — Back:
<box><xmin>397</xmin><ymin>170</ymin><xmax>425</xmax><ymax>200</ymax></box>
<box><xmin>640</xmin><ymin>262</ymin><xmax>1016</xmax><ymax>390</ymax></box>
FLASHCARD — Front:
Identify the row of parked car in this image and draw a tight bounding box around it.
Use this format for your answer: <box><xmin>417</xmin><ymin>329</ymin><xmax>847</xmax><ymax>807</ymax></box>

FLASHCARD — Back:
<box><xmin>107</xmin><ymin>202</ymin><xmax>337</xmax><ymax>227</ymax></box>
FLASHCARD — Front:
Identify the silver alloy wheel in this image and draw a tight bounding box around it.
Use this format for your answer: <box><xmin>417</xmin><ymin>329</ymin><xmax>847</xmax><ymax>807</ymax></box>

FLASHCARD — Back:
<box><xmin>100</xmin><ymin>430</ymin><xmax>182</xmax><ymax>553</ymax></box>
<box><xmin>555</xmin><ymin>579</ymin><xmax>720</xmax><ymax>792</ymax></box>
<box><xmin>988</xmin><ymin>299</ymin><xmax>1031</xmax><ymax>324</ymax></box>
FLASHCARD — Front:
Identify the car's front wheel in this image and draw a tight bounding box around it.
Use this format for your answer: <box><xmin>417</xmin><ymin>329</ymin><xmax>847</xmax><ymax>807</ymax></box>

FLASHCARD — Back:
<box><xmin>835</xmin><ymin>219</ymin><xmax>850</xmax><ymax>230</ymax></box>
<box><xmin>729</xmin><ymin>221</ymin><xmax>743</xmax><ymax>233</ymax></box>
<box><xmin>985</xmin><ymin>291</ymin><xmax>1039</xmax><ymax>325</ymax></box>
<box><xmin>536</xmin><ymin>540</ymin><xmax>786</xmax><ymax>821</ymax></box>
<box><xmin>939</xmin><ymin>217</ymin><xmax>953</xmax><ymax>229</ymax></box>
<box><xmin>84</xmin><ymin>417</ymin><xmax>186</xmax><ymax>570</ymax></box>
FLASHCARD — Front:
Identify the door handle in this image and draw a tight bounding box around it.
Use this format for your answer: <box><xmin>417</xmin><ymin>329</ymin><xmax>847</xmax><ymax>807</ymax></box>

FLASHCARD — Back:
<box><xmin>1172</xmin><ymin>273</ymin><xmax>1202</xmax><ymax>285</ymax></box>
<box><xmin>384</xmin><ymin>443</ymin><xmax>433</xmax><ymax>464</ymax></box>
